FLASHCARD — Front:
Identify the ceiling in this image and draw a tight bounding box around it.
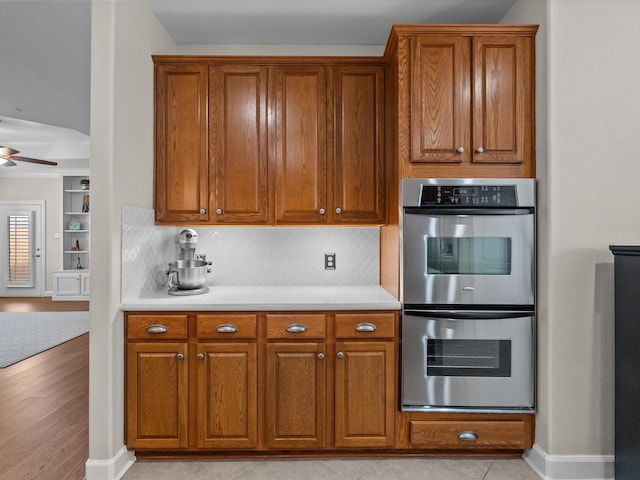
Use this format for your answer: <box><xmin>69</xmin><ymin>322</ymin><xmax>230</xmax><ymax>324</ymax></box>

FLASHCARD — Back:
<box><xmin>0</xmin><ymin>0</ymin><xmax>516</xmax><ymax>174</ymax></box>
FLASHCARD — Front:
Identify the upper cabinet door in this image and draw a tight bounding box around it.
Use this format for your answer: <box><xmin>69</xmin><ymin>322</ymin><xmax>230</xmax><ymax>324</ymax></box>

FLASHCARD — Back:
<box><xmin>273</xmin><ymin>66</ymin><xmax>328</xmax><ymax>224</ymax></box>
<box><xmin>472</xmin><ymin>36</ymin><xmax>533</xmax><ymax>166</ymax></box>
<box><xmin>155</xmin><ymin>64</ymin><xmax>209</xmax><ymax>223</ymax></box>
<box><xmin>332</xmin><ymin>66</ymin><xmax>386</xmax><ymax>224</ymax></box>
<box><xmin>209</xmin><ymin>65</ymin><xmax>269</xmax><ymax>223</ymax></box>
<box><xmin>411</xmin><ymin>35</ymin><xmax>471</xmax><ymax>164</ymax></box>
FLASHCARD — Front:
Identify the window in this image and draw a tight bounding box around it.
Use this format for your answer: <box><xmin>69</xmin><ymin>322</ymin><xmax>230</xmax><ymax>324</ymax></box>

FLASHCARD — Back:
<box><xmin>6</xmin><ymin>212</ymin><xmax>34</xmax><ymax>287</ymax></box>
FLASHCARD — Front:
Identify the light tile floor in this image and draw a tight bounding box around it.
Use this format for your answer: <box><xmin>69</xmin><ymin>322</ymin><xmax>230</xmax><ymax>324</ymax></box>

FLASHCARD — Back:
<box><xmin>121</xmin><ymin>457</ymin><xmax>541</xmax><ymax>480</ymax></box>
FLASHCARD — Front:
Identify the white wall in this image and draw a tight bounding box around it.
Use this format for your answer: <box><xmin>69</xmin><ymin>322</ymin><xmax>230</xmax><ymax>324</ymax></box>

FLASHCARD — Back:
<box><xmin>505</xmin><ymin>0</ymin><xmax>640</xmax><ymax>476</ymax></box>
<box><xmin>545</xmin><ymin>0</ymin><xmax>640</xmax><ymax>456</ymax></box>
<box><xmin>0</xmin><ymin>176</ymin><xmax>62</xmax><ymax>292</ymax></box>
<box><xmin>86</xmin><ymin>1</ymin><xmax>175</xmax><ymax>478</ymax></box>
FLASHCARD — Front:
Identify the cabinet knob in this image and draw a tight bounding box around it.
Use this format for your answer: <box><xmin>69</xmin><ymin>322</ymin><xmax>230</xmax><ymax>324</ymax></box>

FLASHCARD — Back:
<box><xmin>216</xmin><ymin>324</ymin><xmax>238</xmax><ymax>333</ymax></box>
<box><xmin>286</xmin><ymin>323</ymin><xmax>307</xmax><ymax>333</ymax></box>
<box><xmin>199</xmin><ymin>208</ymin><xmax>206</xmax><ymax>215</ymax></box>
<box><xmin>337</xmin><ymin>351</ymin><xmax>344</xmax><ymax>359</ymax></box>
<box><xmin>476</xmin><ymin>147</ymin><xmax>484</xmax><ymax>153</ymax></box>
<box><xmin>197</xmin><ymin>353</ymin><xmax>204</xmax><ymax>360</ymax></box>
<box><xmin>146</xmin><ymin>324</ymin><xmax>168</xmax><ymax>334</ymax></box>
<box><xmin>458</xmin><ymin>431</ymin><xmax>479</xmax><ymax>441</ymax></box>
<box><xmin>317</xmin><ymin>353</ymin><xmax>325</xmax><ymax>360</ymax></box>
<box><xmin>456</xmin><ymin>146</ymin><xmax>465</xmax><ymax>153</ymax></box>
<box><xmin>216</xmin><ymin>208</ymin><xmax>223</xmax><ymax>215</ymax></box>
<box><xmin>335</xmin><ymin>207</ymin><xmax>342</xmax><ymax>214</ymax></box>
<box><xmin>176</xmin><ymin>353</ymin><xmax>185</xmax><ymax>360</ymax></box>
<box><xmin>319</xmin><ymin>208</ymin><xmax>326</xmax><ymax>215</ymax></box>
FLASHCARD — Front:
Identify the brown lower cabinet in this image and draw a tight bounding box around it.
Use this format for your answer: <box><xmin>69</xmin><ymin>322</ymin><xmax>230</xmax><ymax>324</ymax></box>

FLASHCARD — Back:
<box><xmin>125</xmin><ymin>310</ymin><xmax>533</xmax><ymax>455</ymax></box>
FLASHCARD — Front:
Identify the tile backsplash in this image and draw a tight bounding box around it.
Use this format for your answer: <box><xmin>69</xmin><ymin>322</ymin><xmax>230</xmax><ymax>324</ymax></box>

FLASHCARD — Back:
<box><xmin>121</xmin><ymin>205</ymin><xmax>380</xmax><ymax>300</ymax></box>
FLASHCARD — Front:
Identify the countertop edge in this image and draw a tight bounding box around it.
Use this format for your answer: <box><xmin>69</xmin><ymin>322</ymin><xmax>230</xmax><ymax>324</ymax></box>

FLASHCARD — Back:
<box><xmin>120</xmin><ymin>285</ymin><xmax>401</xmax><ymax>312</ymax></box>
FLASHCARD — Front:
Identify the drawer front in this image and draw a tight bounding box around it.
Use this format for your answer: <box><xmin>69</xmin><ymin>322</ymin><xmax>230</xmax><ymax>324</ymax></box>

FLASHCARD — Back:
<box><xmin>197</xmin><ymin>314</ymin><xmax>257</xmax><ymax>339</ymax></box>
<box><xmin>410</xmin><ymin>420</ymin><xmax>531</xmax><ymax>449</ymax></box>
<box><xmin>335</xmin><ymin>313</ymin><xmax>395</xmax><ymax>339</ymax></box>
<box><xmin>266</xmin><ymin>314</ymin><xmax>326</xmax><ymax>339</ymax></box>
<box><xmin>127</xmin><ymin>314</ymin><xmax>188</xmax><ymax>340</ymax></box>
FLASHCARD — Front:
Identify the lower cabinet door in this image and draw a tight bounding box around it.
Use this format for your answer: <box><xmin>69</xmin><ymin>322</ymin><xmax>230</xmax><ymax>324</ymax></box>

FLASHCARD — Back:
<box><xmin>266</xmin><ymin>342</ymin><xmax>326</xmax><ymax>449</ymax></box>
<box><xmin>126</xmin><ymin>343</ymin><xmax>188</xmax><ymax>449</ymax></box>
<box><xmin>196</xmin><ymin>342</ymin><xmax>258</xmax><ymax>449</ymax></box>
<box><xmin>334</xmin><ymin>341</ymin><xmax>395</xmax><ymax>447</ymax></box>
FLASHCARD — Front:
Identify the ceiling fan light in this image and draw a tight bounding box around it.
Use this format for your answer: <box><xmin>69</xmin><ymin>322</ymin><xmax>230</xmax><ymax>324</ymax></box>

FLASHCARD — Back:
<box><xmin>0</xmin><ymin>158</ymin><xmax>17</xmax><ymax>167</ymax></box>
<box><xmin>0</xmin><ymin>146</ymin><xmax>19</xmax><ymax>158</ymax></box>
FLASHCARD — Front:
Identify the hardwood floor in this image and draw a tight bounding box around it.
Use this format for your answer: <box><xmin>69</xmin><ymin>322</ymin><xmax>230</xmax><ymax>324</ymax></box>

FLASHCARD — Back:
<box><xmin>0</xmin><ymin>297</ymin><xmax>89</xmax><ymax>480</ymax></box>
<box><xmin>0</xmin><ymin>296</ymin><xmax>89</xmax><ymax>313</ymax></box>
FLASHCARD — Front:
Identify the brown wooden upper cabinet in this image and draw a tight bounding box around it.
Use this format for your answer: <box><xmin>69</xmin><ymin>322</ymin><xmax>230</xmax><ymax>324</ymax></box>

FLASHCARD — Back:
<box><xmin>153</xmin><ymin>57</ymin><xmax>385</xmax><ymax>225</ymax></box>
<box><xmin>386</xmin><ymin>25</ymin><xmax>537</xmax><ymax>179</ymax></box>
<box><xmin>209</xmin><ymin>65</ymin><xmax>269</xmax><ymax>224</ymax></box>
<box><xmin>154</xmin><ymin>63</ymin><xmax>209</xmax><ymax>223</ymax></box>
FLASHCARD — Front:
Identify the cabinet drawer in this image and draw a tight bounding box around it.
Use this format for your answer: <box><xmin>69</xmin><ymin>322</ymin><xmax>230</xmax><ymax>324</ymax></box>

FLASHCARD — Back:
<box><xmin>197</xmin><ymin>314</ymin><xmax>257</xmax><ymax>339</ymax></box>
<box><xmin>127</xmin><ymin>314</ymin><xmax>188</xmax><ymax>340</ymax></box>
<box><xmin>410</xmin><ymin>419</ymin><xmax>532</xmax><ymax>449</ymax></box>
<box><xmin>335</xmin><ymin>313</ymin><xmax>395</xmax><ymax>339</ymax></box>
<box><xmin>266</xmin><ymin>314</ymin><xmax>326</xmax><ymax>339</ymax></box>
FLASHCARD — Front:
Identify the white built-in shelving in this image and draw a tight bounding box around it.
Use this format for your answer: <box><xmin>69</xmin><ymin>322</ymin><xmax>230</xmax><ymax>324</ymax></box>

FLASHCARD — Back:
<box><xmin>53</xmin><ymin>175</ymin><xmax>90</xmax><ymax>300</ymax></box>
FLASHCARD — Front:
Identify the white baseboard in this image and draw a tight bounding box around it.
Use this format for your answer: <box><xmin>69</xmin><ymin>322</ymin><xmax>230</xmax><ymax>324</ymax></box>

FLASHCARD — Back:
<box><xmin>85</xmin><ymin>446</ymin><xmax>136</xmax><ymax>480</ymax></box>
<box><xmin>524</xmin><ymin>443</ymin><xmax>614</xmax><ymax>480</ymax></box>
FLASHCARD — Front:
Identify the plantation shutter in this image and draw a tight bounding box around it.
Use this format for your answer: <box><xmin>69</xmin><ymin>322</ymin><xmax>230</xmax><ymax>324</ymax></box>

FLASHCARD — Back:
<box><xmin>6</xmin><ymin>211</ymin><xmax>34</xmax><ymax>287</ymax></box>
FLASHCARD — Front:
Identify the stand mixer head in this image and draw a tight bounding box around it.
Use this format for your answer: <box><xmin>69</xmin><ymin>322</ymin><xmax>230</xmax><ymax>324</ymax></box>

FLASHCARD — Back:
<box><xmin>177</xmin><ymin>228</ymin><xmax>199</xmax><ymax>260</ymax></box>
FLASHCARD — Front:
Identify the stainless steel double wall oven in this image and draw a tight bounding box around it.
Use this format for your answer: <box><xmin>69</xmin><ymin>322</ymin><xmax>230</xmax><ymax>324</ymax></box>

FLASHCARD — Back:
<box><xmin>400</xmin><ymin>178</ymin><xmax>535</xmax><ymax>413</ymax></box>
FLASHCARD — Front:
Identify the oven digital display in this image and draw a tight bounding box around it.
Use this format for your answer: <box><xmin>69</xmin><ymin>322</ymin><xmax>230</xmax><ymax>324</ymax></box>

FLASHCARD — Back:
<box><xmin>453</xmin><ymin>187</ymin><xmax>477</xmax><ymax>197</ymax></box>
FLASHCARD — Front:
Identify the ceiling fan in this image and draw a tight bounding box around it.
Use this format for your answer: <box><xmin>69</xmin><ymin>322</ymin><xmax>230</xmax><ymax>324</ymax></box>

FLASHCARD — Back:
<box><xmin>0</xmin><ymin>145</ymin><xmax>58</xmax><ymax>167</ymax></box>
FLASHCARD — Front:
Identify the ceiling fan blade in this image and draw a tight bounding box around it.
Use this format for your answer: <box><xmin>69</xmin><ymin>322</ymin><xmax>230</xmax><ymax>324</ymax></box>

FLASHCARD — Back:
<box><xmin>11</xmin><ymin>155</ymin><xmax>58</xmax><ymax>166</ymax></box>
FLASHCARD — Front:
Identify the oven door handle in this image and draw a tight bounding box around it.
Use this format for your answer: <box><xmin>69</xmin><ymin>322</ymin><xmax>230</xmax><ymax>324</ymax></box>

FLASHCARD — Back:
<box><xmin>403</xmin><ymin>310</ymin><xmax>533</xmax><ymax>320</ymax></box>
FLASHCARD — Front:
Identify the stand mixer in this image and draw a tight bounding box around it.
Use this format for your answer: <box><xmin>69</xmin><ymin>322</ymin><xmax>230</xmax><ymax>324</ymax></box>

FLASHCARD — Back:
<box><xmin>167</xmin><ymin>229</ymin><xmax>211</xmax><ymax>295</ymax></box>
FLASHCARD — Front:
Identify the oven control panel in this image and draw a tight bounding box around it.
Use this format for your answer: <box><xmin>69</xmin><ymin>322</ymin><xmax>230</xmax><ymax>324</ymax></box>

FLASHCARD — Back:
<box><xmin>419</xmin><ymin>185</ymin><xmax>518</xmax><ymax>206</ymax></box>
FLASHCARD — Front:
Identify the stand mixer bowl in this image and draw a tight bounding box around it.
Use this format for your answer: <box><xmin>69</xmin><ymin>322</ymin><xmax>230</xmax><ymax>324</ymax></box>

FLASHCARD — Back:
<box><xmin>167</xmin><ymin>259</ymin><xmax>210</xmax><ymax>290</ymax></box>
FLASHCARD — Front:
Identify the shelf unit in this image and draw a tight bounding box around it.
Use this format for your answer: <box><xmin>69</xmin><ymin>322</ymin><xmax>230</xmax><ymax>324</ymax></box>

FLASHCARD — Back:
<box><xmin>53</xmin><ymin>176</ymin><xmax>90</xmax><ymax>300</ymax></box>
<box><xmin>62</xmin><ymin>176</ymin><xmax>90</xmax><ymax>270</ymax></box>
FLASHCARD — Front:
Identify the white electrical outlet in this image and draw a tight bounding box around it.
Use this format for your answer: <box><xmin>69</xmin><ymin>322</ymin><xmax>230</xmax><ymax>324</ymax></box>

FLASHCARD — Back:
<box><xmin>324</xmin><ymin>253</ymin><xmax>336</xmax><ymax>270</ymax></box>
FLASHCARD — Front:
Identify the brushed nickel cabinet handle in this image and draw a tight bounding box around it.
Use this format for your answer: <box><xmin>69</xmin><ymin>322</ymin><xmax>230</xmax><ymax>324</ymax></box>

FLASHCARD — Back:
<box><xmin>476</xmin><ymin>147</ymin><xmax>484</xmax><ymax>153</ymax></box>
<box><xmin>146</xmin><ymin>324</ymin><xmax>168</xmax><ymax>334</ymax></box>
<box><xmin>319</xmin><ymin>208</ymin><xmax>326</xmax><ymax>215</ymax></box>
<box><xmin>176</xmin><ymin>353</ymin><xmax>184</xmax><ymax>360</ymax></box>
<box><xmin>286</xmin><ymin>323</ymin><xmax>307</xmax><ymax>333</ymax></box>
<box><xmin>355</xmin><ymin>322</ymin><xmax>376</xmax><ymax>332</ymax></box>
<box><xmin>199</xmin><ymin>208</ymin><xmax>206</xmax><ymax>214</ymax></box>
<box><xmin>337</xmin><ymin>351</ymin><xmax>344</xmax><ymax>359</ymax></box>
<box><xmin>458</xmin><ymin>431</ymin><xmax>478</xmax><ymax>441</ymax></box>
<box><xmin>456</xmin><ymin>146</ymin><xmax>465</xmax><ymax>153</ymax></box>
<box><xmin>335</xmin><ymin>207</ymin><xmax>342</xmax><ymax>214</ymax></box>
<box><xmin>216</xmin><ymin>208</ymin><xmax>223</xmax><ymax>214</ymax></box>
<box><xmin>216</xmin><ymin>324</ymin><xmax>238</xmax><ymax>333</ymax></box>
<box><xmin>317</xmin><ymin>353</ymin><xmax>325</xmax><ymax>360</ymax></box>
<box><xmin>197</xmin><ymin>353</ymin><xmax>204</xmax><ymax>360</ymax></box>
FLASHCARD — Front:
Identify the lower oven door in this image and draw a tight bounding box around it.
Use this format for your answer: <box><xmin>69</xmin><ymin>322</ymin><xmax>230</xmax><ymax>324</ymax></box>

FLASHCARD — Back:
<box><xmin>402</xmin><ymin>309</ymin><xmax>535</xmax><ymax>412</ymax></box>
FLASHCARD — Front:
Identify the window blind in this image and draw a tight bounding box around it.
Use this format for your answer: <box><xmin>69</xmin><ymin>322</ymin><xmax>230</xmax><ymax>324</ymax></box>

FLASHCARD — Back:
<box><xmin>6</xmin><ymin>213</ymin><xmax>33</xmax><ymax>287</ymax></box>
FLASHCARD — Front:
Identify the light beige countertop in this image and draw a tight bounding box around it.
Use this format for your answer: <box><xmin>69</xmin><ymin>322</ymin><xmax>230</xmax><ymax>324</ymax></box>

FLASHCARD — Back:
<box><xmin>121</xmin><ymin>285</ymin><xmax>400</xmax><ymax>311</ymax></box>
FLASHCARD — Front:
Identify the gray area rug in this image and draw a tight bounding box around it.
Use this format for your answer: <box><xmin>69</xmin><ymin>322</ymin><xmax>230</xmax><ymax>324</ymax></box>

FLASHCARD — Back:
<box><xmin>0</xmin><ymin>311</ymin><xmax>89</xmax><ymax>368</ymax></box>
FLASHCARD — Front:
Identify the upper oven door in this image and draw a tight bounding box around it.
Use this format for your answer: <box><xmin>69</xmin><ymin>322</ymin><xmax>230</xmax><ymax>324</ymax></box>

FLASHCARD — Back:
<box><xmin>402</xmin><ymin>208</ymin><xmax>534</xmax><ymax>306</ymax></box>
